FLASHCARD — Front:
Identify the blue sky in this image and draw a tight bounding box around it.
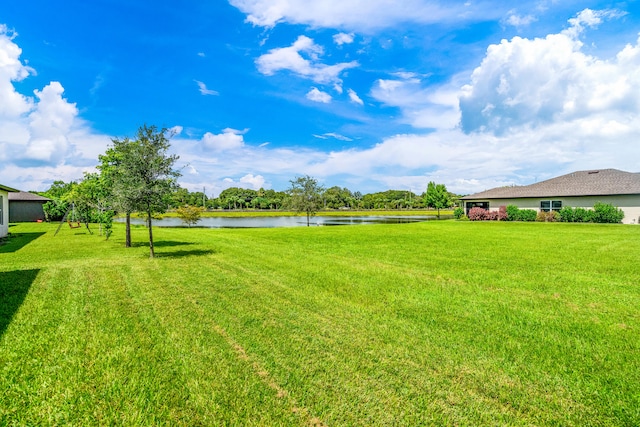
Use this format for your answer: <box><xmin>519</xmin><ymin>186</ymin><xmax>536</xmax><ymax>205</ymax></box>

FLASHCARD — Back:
<box><xmin>1</xmin><ymin>1</ymin><xmax>639</xmax><ymax>196</ymax></box>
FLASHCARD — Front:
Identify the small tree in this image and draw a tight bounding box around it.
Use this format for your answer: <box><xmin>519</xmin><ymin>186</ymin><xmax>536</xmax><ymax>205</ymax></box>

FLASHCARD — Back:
<box><xmin>288</xmin><ymin>175</ymin><xmax>324</xmax><ymax>226</ymax></box>
<box><xmin>424</xmin><ymin>181</ymin><xmax>452</xmax><ymax>218</ymax></box>
<box><xmin>101</xmin><ymin>125</ymin><xmax>180</xmax><ymax>257</ymax></box>
<box><xmin>176</xmin><ymin>205</ymin><xmax>203</xmax><ymax>227</ymax></box>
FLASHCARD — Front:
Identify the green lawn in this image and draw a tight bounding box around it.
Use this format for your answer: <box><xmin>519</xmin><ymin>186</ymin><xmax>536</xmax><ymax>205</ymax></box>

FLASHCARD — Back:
<box><xmin>1</xmin><ymin>221</ymin><xmax>639</xmax><ymax>425</ymax></box>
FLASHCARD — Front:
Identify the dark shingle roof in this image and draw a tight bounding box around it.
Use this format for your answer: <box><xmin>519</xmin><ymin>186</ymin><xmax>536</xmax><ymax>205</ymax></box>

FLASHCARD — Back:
<box><xmin>8</xmin><ymin>191</ymin><xmax>51</xmax><ymax>202</ymax></box>
<box><xmin>461</xmin><ymin>169</ymin><xmax>640</xmax><ymax>200</ymax></box>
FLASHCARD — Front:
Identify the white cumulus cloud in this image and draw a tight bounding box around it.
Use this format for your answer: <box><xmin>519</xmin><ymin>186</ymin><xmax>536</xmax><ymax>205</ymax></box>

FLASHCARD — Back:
<box><xmin>25</xmin><ymin>81</ymin><xmax>78</xmax><ymax>162</ymax></box>
<box><xmin>306</xmin><ymin>87</ymin><xmax>332</xmax><ymax>103</ymax></box>
<box><xmin>239</xmin><ymin>173</ymin><xmax>266</xmax><ymax>189</ymax></box>
<box><xmin>256</xmin><ymin>35</ymin><xmax>358</xmax><ymax>84</ymax></box>
<box><xmin>333</xmin><ymin>32</ymin><xmax>354</xmax><ymax>45</ymax></box>
<box><xmin>0</xmin><ymin>26</ymin><xmax>110</xmax><ymax>191</ymax></box>
<box><xmin>459</xmin><ymin>8</ymin><xmax>640</xmax><ymax>135</ymax></box>
<box><xmin>0</xmin><ymin>26</ymin><xmax>34</xmax><ymax>117</ymax></box>
<box><xmin>202</xmin><ymin>128</ymin><xmax>247</xmax><ymax>151</ymax></box>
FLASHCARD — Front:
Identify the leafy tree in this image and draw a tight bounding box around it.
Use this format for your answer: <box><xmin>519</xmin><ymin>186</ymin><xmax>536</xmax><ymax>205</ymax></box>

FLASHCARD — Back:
<box><xmin>218</xmin><ymin>187</ymin><xmax>258</xmax><ymax>210</ymax></box>
<box><xmin>170</xmin><ymin>187</ymin><xmax>210</xmax><ymax>209</ymax></box>
<box><xmin>176</xmin><ymin>205</ymin><xmax>203</xmax><ymax>227</ymax></box>
<box><xmin>323</xmin><ymin>186</ymin><xmax>354</xmax><ymax>209</ymax></box>
<box><xmin>41</xmin><ymin>180</ymin><xmax>77</xmax><ymax>200</ymax></box>
<box><xmin>171</xmin><ymin>187</ymin><xmax>191</xmax><ymax>208</ymax></box>
<box><xmin>98</xmin><ymin>136</ymin><xmax>139</xmax><ymax>247</ymax></box>
<box><xmin>424</xmin><ymin>181</ymin><xmax>452</xmax><ymax>218</ymax></box>
<box><xmin>288</xmin><ymin>175</ymin><xmax>324</xmax><ymax>226</ymax></box>
<box><xmin>101</xmin><ymin>125</ymin><xmax>180</xmax><ymax>257</ymax></box>
<box><xmin>40</xmin><ymin>180</ymin><xmax>77</xmax><ymax>221</ymax></box>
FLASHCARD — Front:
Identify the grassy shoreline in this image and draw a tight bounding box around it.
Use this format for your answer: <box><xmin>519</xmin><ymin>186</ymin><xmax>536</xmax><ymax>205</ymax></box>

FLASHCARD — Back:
<box><xmin>1</xmin><ymin>221</ymin><xmax>638</xmax><ymax>425</ymax></box>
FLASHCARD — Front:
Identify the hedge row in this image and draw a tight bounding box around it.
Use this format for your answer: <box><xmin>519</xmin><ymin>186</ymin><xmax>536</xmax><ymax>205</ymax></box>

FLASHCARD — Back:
<box><xmin>455</xmin><ymin>202</ymin><xmax>624</xmax><ymax>223</ymax></box>
<box><xmin>559</xmin><ymin>202</ymin><xmax>624</xmax><ymax>224</ymax></box>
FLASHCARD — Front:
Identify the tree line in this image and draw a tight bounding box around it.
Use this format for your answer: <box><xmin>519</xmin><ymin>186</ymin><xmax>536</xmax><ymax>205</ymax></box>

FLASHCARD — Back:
<box><xmin>36</xmin><ymin>125</ymin><xmax>457</xmax><ymax>255</ymax></box>
<box><xmin>43</xmin><ymin>181</ymin><xmax>458</xmax><ymax>214</ymax></box>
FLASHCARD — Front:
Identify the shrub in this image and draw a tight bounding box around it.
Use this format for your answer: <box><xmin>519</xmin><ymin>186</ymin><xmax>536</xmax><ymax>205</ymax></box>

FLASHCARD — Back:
<box><xmin>453</xmin><ymin>207</ymin><xmax>465</xmax><ymax>220</ymax></box>
<box><xmin>498</xmin><ymin>206</ymin><xmax>508</xmax><ymax>221</ymax></box>
<box><xmin>591</xmin><ymin>202</ymin><xmax>624</xmax><ymax>223</ymax></box>
<box><xmin>559</xmin><ymin>206</ymin><xmax>574</xmax><ymax>222</ymax></box>
<box><xmin>518</xmin><ymin>209</ymin><xmax>537</xmax><ymax>222</ymax></box>
<box><xmin>468</xmin><ymin>207</ymin><xmax>487</xmax><ymax>221</ymax></box>
<box><xmin>574</xmin><ymin>207</ymin><xmax>592</xmax><ymax>223</ymax></box>
<box><xmin>176</xmin><ymin>205</ymin><xmax>204</xmax><ymax>227</ymax></box>
<box><xmin>560</xmin><ymin>206</ymin><xmax>593</xmax><ymax>223</ymax></box>
<box><xmin>536</xmin><ymin>211</ymin><xmax>560</xmax><ymax>222</ymax></box>
<box><xmin>485</xmin><ymin>210</ymin><xmax>499</xmax><ymax>221</ymax></box>
<box><xmin>506</xmin><ymin>205</ymin><xmax>520</xmax><ymax>221</ymax></box>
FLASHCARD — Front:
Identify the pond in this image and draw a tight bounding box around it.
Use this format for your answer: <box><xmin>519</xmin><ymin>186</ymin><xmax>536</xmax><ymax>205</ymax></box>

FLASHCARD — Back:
<box><xmin>117</xmin><ymin>215</ymin><xmax>451</xmax><ymax>228</ymax></box>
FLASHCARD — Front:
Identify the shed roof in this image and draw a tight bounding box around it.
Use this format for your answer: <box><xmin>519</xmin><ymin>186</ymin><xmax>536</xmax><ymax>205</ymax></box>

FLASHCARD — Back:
<box><xmin>0</xmin><ymin>184</ymin><xmax>19</xmax><ymax>193</ymax></box>
<box><xmin>461</xmin><ymin>169</ymin><xmax>640</xmax><ymax>200</ymax></box>
<box><xmin>8</xmin><ymin>191</ymin><xmax>51</xmax><ymax>202</ymax></box>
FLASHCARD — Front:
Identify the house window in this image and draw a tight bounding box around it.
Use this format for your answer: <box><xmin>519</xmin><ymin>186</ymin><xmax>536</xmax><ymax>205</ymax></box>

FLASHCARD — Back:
<box><xmin>0</xmin><ymin>195</ymin><xmax>3</xmax><ymax>225</ymax></box>
<box><xmin>466</xmin><ymin>201</ymin><xmax>489</xmax><ymax>214</ymax></box>
<box><xmin>540</xmin><ymin>200</ymin><xmax>562</xmax><ymax>212</ymax></box>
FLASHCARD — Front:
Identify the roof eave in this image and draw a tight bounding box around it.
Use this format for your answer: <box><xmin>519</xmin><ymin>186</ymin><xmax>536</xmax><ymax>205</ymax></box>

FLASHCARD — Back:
<box><xmin>0</xmin><ymin>184</ymin><xmax>19</xmax><ymax>193</ymax></box>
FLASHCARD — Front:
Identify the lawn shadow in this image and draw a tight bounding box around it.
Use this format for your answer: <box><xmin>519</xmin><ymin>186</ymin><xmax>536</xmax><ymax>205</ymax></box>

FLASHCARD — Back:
<box><xmin>155</xmin><ymin>249</ymin><xmax>215</xmax><ymax>258</ymax></box>
<box><xmin>132</xmin><ymin>240</ymin><xmax>194</xmax><ymax>248</ymax></box>
<box><xmin>0</xmin><ymin>232</ymin><xmax>46</xmax><ymax>254</ymax></box>
<box><xmin>0</xmin><ymin>269</ymin><xmax>39</xmax><ymax>338</ymax></box>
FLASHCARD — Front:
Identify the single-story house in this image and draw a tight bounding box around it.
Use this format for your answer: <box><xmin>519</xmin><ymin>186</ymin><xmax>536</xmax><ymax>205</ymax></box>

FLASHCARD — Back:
<box><xmin>0</xmin><ymin>184</ymin><xmax>19</xmax><ymax>238</ymax></box>
<box><xmin>9</xmin><ymin>191</ymin><xmax>51</xmax><ymax>222</ymax></box>
<box><xmin>461</xmin><ymin>169</ymin><xmax>640</xmax><ymax>225</ymax></box>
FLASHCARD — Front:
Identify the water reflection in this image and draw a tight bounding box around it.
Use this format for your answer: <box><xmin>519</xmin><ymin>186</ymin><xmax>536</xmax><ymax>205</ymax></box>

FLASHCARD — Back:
<box><xmin>116</xmin><ymin>215</ymin><xmax>450</xmax><ymax>228</ymax></box>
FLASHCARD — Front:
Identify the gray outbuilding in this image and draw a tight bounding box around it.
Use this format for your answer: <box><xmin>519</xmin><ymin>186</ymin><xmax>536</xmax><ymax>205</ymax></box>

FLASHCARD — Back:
<box><xmin>8</xmin><ymin>191</ymin><xmax>51</xmax><ymax>222</ymax></box>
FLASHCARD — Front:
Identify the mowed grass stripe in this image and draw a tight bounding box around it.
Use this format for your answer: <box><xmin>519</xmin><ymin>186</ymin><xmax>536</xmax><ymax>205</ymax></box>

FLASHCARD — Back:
<box><xmin>1</xmin><ymin>260</ymin><xmax>301</xmax><ymax>425</ymax></box>
<box><xmin>141</xmin><ymin>224</ymin><xmax>639</xmax><ymax>425</ymax></box>
<box><xmin>0</xmin><ymin>221</ymin><xmax>639</xmax><ymax>425</ymax></box>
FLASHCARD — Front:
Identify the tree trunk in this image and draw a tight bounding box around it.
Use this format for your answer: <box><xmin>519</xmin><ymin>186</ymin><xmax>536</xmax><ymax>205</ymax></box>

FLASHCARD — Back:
<box><xmin>306</xmin><ymin>211</ymin><xmax>310</xmax><ymax>226</ymax></box>
<box><xmin>125</xmin><ymin>213</ymin><xmax>131</xmax><ymax>247</ymax></box>
<box><xmin>147</xmin><ymin>204</ymin><xmax>155</xmax><ymax>258</ymax></box>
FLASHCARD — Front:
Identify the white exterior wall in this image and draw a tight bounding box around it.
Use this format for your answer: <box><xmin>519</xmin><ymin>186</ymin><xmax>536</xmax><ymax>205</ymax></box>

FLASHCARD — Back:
<box><xmin>0</xmin><ymin>189</ymin><xmax>8</xmax><ymax>238</ymax></box>
<box><xmin>466</xmin><ymin>194</ymin><xmax>640</xmax><ymax>224</ymax></box>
